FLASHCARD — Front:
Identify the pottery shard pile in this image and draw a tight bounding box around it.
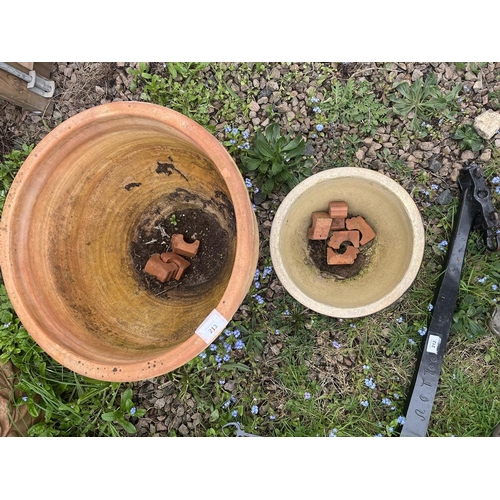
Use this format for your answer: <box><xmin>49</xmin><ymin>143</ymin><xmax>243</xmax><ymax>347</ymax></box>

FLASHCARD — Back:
<box><xmin>307</xmin><ymin>201</ymin><xmax>375</xmax><ymax>265</ymax></box>
<box><xmin>144</xmin><ymin>234</ymin><xmax>200</xmax><ymax>282</ymax></box>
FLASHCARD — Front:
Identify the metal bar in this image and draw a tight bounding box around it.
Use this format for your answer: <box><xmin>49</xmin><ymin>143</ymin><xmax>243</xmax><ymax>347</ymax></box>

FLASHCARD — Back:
<box><xmin>400</xmin><ymin>171</ymin><xmax>480</xmax><ymax>436</ymax></box>
<box><xmin>0</xmin><ymin>62</ymin><xmax>31</xmax><ymax>83</ymax></box>
<box><xmin>30</xmin><ymin>70</ymin><xmax>53</xmax><ymax>94</ymax></box>
<box><xmin>401</xmin><ymin>188</ymin><xmax>475</xmax><ymax>435</ymax></box>
<box><xmin>0</xmin><ymin>62</ymin><xmax>55</xmax><ymax>98</ymax></box>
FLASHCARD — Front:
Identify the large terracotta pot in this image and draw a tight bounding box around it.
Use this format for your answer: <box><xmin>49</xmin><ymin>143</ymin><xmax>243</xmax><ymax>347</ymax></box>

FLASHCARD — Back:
<box><xmin>0</xmin><ymin>102</ymin><xmax>259</xmax><ymax>382</ymax></box>
<box><xmin>270</xmin><ymin>168</ymin><xmax>425</xmax><ymax>318</ymax></box>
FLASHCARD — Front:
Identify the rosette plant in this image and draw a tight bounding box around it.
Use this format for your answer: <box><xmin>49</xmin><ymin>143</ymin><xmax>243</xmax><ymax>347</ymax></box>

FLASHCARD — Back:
<box><xmin>240</xmin><ymin>123</ymin><xmax>313</xmax><ymax>195</ymax></box>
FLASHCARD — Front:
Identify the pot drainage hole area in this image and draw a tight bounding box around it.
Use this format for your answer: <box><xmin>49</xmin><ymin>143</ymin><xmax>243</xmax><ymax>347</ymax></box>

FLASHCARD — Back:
<box><xmin>130</xmin><ymin>208</ymin><xmax>229</xmax><ymax>297</ymax></box>
<box><xmin>306</xmin><ymin>201</ymin><xmax>376</xmax><ymax>280</ymax></box>
<box><xmin>308</xmin><ymin>239</ymin><xmax>374</xmax><ymax>279</ymax></box>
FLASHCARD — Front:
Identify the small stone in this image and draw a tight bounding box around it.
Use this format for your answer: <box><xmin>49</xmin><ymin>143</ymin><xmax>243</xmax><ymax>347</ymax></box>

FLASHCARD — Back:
<box><xmin>270</xmin><ymin>344</ymin><xmax>281</xmax><ymax>356</ymax></box>
<box><xmin>450</xmin><ymin>166</ymin><xmax>461</xmax><ymax>183</ymax></box>
<box><xmin>257</xmin><ymin>88</ymin><xmax>272</xmax><ymax>100</ymax></box>
<box><xmin>473</xmin><ymin>78</ymin><xmax>483</xmax><ymax>91</ymax></box>
<box><xmin>419</xmin><ymin>142</ymin><xmax>435</xmax><ymax>152</ymax></box>
<box><xmin>276</xmin><ymin>103</ymin><xmax>289</xmax><ymax>113</ymax></box>
<box><xmin>355</xmin><ymin>149</ymin><xmax>365</xmax><ymax>161</ymax></box>
<box><xmin>156</xmin><ymin>422</ymin><xmax>167</xmax><ymax>432</ymax></box>
<box><xmin>473</xmin><ymin>110</ymin><xmax>500</xmax><ymax>140</ymax></box>
<box><xmin>436</xmin><ymin>189</ymin><xmax>453</xmax><ymax>205</ymax></box>
<box><xmin>488</xmin><ymin>305</ymin><xmax>500</xmax><ymax>339</ymax></box>
<box><xmin>461</xmin><ymin>150</ymin><xmax>476</xmax><ymax>161</ymax></box>
<box><xmin>343</xmin><ymin>358</ymin><xmax>352</xmax><ymax>367</ymax></box>
<box><xmin>178</xmin><ymin>424</ymin><xmax>189</xmax><ymax>436</ymax></box>
<box><xmin>267</xmin><ymin>81</ymin><xmax>279</xmax><ymax>91</ymax></box>
<box><xmin>428</xmin><ymin>157</ymin><xmax>442</xmax><ymax>173</ymax></box>
<box><xmin>270</xmin><ymin>67</ymin><xmax>281</xmax><ymax>79</ymax></box>
<box><xmin>445</xmin><ymin>65</ymin><xmax>456</xmax><ymax>79</ymax></box>
<box><xmin>253</xmin><ymin>191</ymin><xmax>266</xmax><ymax>205</ymax></box>
<box><xmin>412</xmin><ymin>69</ymin><xmax>424</xmax><ymax>81</ymax></box>
<box><xmin>478</xmin><ymin>149</ymin><xmax>492</xmax><ymax>162</ymax></box>
<box><xmin>303</xmin><ymin>143</ymin><xmax>315</xmax><ymax>156</ymax></box>
<box><xmin>249</xmin><ymin>101</ymin><xmax>260</xmax><ymax>112</ymax></box>
<box><xmin>154</xmin><ymin>398</ymin><xmax>166</xmax><ymax>409</ymax></box>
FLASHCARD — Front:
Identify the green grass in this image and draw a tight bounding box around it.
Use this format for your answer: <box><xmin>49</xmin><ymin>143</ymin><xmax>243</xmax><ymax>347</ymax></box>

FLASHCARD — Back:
<box><xmin>175</xmin><ymin>182</ymin><xmax>500</xmax><ymax>437</ymax></box>
<box><xmin>308</xmin><ymin>77</ymin><xmax>391</xmax><ymax>137</ymax></box>
<box><xmin>2</xmin><ymin>63</ymin><xmax>500</xmax><ymax>437</ymax></box>
<box><xmin>0</xmin><ymin>143</ymin><xmax>33</xmax><ymax>211</ymax></box>
<box><xmin>128</xmin><ymin>62</ymin><xmax>262</xmax><ymax>132</ymax></box>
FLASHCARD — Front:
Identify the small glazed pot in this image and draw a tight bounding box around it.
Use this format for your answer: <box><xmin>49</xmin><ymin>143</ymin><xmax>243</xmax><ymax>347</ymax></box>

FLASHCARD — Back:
<box><xmin>0</xmin><ymin>102</ymin><xmax>259</xmax><ymax>382</ymax></box>
<box><xmin>270</xmin><ymin>168</ymin><xmax>425</xmax><ymax>318</ymax></box>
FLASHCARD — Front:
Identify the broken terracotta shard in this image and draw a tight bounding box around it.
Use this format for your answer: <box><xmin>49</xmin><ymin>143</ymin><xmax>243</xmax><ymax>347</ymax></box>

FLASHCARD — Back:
<box><xmin>171</xmin><ymin>233</ymin><xmax>200</xmax><ymax>258</ymax></box>
<box><xmin>327</xmin><ymin>246</ymin><xmax>359</xmax><ymax>265</ymax></box>
<box><xmin>345</xmin><ymin>216</ymin><xmax>376</xmax><ymax>245</ymax></box>
<box><xmin>144</xmin><ymin>254</ymin><xmax>179</xmax><ymax>282</ymax></box>
<box><xmin>307</xmin><ymin>211</ymin><xmax>332</xmax><ymax>240</ymax></box>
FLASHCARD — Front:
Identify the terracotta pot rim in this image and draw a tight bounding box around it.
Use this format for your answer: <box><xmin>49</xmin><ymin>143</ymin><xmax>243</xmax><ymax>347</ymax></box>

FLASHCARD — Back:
<box><xmin>0</xmin><ymin>102</ymin><xmax>259</xmax><ymax>381</ymax></box>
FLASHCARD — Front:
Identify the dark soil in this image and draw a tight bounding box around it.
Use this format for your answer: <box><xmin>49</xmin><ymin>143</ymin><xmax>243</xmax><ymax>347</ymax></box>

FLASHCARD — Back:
<box><xmin>130</xmin><ymin>207</ymin><xmax>229</xmax><ymax>297</ymax></box>
<box><xmin>307</xmin><ymin>237</ymin><xmax>373</xmax><ymax>279</ymax></box>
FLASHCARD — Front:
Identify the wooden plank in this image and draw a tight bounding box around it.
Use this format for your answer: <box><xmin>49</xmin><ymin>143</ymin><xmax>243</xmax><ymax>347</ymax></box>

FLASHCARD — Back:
<box><xmin>17</xmin><ymin>62</ymin><xmax>34</xmax><ymax>70</ymax></box>
<box><xmin>9</xmin><ymin>62</ymin><xmax>53</xmax><ymax>80</ymax></box>
<box><xmin>34</xmin><ymin>62</ymin><xmax>53</xmax><ymax>79</ymax></box>
<box><xmin>0</xmin><ymin>63</ymin><xmax>53</xmax><ymax>113</ymax></box>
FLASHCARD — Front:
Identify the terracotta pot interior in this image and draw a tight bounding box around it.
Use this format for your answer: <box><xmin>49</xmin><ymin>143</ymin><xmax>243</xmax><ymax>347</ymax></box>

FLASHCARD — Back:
<box><xmin>6</xmin><ymin>114</ymin><xmax>238</xmax><ymax>364</ymax></box>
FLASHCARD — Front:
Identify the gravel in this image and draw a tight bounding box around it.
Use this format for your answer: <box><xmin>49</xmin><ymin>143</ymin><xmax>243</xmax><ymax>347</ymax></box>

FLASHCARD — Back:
<box><xmin>1</xmin><ymin>62</ymin><xmax>500</xmax><ymax>436</ymax></box>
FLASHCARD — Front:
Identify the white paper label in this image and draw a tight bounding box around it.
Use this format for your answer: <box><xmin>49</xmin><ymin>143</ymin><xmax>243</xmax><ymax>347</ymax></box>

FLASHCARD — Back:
<box><xmin>426</xmin><ymin>334</ymin><xmax>441</xmax><ymax>355</ymax></box>
<box><xmin>195</xmin><ymin>309</ymin><xmax>229</xmax><ymax>344</ymax></box>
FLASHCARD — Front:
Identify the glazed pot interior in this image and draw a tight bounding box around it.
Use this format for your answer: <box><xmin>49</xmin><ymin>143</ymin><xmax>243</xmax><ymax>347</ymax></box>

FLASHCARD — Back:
<box><xmin>270</xmin><ymin>168</ymin><xmax>425</xmax><ymax>318</ymax></box>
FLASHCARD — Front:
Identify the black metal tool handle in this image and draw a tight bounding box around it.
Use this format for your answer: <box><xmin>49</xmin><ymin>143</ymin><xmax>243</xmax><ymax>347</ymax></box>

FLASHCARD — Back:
<box><xmin>400</xmin><ymin>164</ymin><xmax>496</xmax><ymax>437</ymax></box>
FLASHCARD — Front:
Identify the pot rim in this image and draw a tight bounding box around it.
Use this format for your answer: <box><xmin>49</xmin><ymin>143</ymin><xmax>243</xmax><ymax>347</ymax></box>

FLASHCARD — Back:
<box><xmin>0</xmin><ymin>102</ymin><xmax>259</xmax><ymax>382</ymax></box>
<box><xmin>270</xmin><ymin>167</ymin><xmax>425</xmax><ymax>318</ymax></box>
